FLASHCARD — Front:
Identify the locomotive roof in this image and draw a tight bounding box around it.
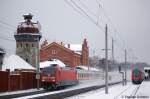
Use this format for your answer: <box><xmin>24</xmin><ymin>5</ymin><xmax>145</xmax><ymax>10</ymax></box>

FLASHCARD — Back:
<box><xmin>144</xmin><ymin>67</ymin><xmax>150</xmax><ymax>70</ymax></box>
<box><xmin>40</xmin><ymin>59</ymin><xmax>66</xmax><ymax>68</ymax></box>
<box><xmin>76</xmin><ymin>65</ymin><xmax>100</xmax><ymax>71</ymax></box>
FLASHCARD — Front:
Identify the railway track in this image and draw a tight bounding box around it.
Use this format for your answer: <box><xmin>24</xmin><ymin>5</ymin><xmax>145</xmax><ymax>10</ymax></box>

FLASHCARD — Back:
<box><xmin>0</xmin><ymin>90</ymin><xmax>47</xmax><ymax>99</ymax></box>
<box><xmin>114</xmin><ymin>83</ymin><xmax>141</xmax><ymax>99</ymax></box>
<box><xmin>0</xmin><ymin>82</ymin><xmax>121</xmax><ymax>99</ymax></box>
<box><xmin>129</xmin><ymin>84</ymin><xmax>141</xmax><ymax>99</ymax></box>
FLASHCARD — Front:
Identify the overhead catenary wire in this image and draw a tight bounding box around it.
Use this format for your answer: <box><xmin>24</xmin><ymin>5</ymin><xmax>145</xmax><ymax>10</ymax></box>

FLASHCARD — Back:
<box><xmin>0</xmin><ymin>20</ymin><xmax>16</xmax><ymax>29</ymax></box>
<box><xmin>0</xmin><ymin>24</ymin><xmax>15</xmax><ymax>31</ymax></box>
<box><xmin>0</xmin><ymin>19</ymin><xmax>48</xmax><ymax>44</ymax></box>
<box><xmin>70</xmin><ymin>0</ymin><xmax>97</xmax><ymax>25</ymax></box>
<box><xmin>96</xmin><ymin>0</ymin><xmax>137</xmax><ymax>61</ymax></box>
<box><xmin>64</xmin><ymin>0</ymin><xmax>87</xmax><ymax>18</ymax></box>
<box><xmin>65</xmin><ymin>0</ymin><xmax>137</xmax><ymax>63</ymax></box>
<box><xmin>0</xmin><ymin>36</ymin><xmax>15</xmax><ymax>42</ymax></box>
<box><xmin>78</xmin><ymin>0</ymin><xmax>97</xmax><ymax>18</ymax></box>
<box><xmin>65</xmin><ymin>0</ymin><xmax>104</xmax><ymax>31</ymax></box>
<box><xmin>97</xmin><ymin>0</ymin><xmax>132</xmax><ymax>51</ymax></box>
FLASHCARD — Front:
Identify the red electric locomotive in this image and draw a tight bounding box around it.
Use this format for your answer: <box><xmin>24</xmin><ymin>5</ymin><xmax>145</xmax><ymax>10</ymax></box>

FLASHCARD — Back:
<box><xmin>131</xmin><ymin>65</ymin><xmax>144</xmax><ymax>84</ymax></box>
<box><xmin>41</xmin><ymin>63</ymin><xmax>78</xmax><ymax>90</ymax></box>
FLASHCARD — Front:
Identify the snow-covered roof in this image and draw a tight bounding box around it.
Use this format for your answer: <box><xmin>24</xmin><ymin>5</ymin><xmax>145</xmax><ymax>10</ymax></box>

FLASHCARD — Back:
<box><xmin>15</xmin><ymin>33</ymin><xmax>41</xmax><ymax>35</ymax></box>
<box><xmin>2</xmin><ymin>55</ymin><xmax>35</xmax><ymax>71</ymax></box>
<box><xmin>144</xmin><ymin>67</ymin><xmax>150</xmax><ymax>70</ymax></box>
<box><xmin>40</xmin><ymin>59</ymin><xmax>66</xmax><ymax>68</ymax></box>
<box><xmin>65</xmin><ymin>44</ymin><xmax>82</xmax><ymax>55</ymax></box>
<box><xmin>0</xmin><ymin>50</ymin><xmax>5</xmax><ymax>54</ymax></box>
<box><xmin>18</xmin><ymin>22</ymin><xmax>39</xmax><ymax>29</ymax></box>
<box><xmin>0</xmin><ymin>48</ymin><xmax>5</xmax><ymax>54</ymax></box>
<box><xmin>76</xmin><ymin>65</ymin><xmax>100</xmax><ymax>71</ymax></box>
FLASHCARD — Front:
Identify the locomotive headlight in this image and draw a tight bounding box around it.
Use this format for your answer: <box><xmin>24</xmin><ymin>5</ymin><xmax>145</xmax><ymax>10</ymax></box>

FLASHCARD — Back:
<box><xmin>42</xmin><ymin>79</ymin><xmax>45</xmax><ymax>82</ymax></box>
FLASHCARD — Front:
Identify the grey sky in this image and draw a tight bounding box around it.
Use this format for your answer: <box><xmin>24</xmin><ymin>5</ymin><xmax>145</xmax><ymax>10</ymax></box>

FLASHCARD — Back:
<box><xmin>0</xmin><ymin>0</ymin><xmax>150</xmax><ymax>64</ymax></box>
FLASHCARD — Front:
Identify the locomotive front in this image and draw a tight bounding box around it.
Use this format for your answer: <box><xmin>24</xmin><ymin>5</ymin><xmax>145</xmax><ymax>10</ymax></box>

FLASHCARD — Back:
<box><xmin>41</xmin><ymin>64</ymin><xmax>58</xmax><ymax>90</ymax></box>
<box><xmin>132</xmin><ymin>68</ymin><xmax>144</xmax><ymax>84</ymax></box>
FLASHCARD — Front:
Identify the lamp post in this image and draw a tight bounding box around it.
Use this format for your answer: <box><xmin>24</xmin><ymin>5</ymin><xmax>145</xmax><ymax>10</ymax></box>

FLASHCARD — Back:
<box><xmin>105</xmin><ymin>24</ymin><xmax>108</xmax><ymax>94</ymax></box>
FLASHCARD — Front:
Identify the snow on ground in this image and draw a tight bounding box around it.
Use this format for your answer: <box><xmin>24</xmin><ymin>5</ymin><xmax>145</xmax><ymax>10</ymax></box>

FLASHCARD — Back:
<box><xmin>66</xmin><ymin>82</ymin><xmax>138</xmax><ymax>99</ymax></box>
<box><xmin>136</xmin><ymin>81</ymin><xmax>150</xmax><ymax>99</ymax></box>
<box><xmin>67</xmin><ymin>81</ymin><xmax>150</xmax><ymax>99</ymax></box>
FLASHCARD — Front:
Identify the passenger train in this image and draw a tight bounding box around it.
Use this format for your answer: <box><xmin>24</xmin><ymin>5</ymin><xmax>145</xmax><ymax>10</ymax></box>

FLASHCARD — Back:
<box><xmin>40</xmin><ymin>59</ymin><xmax>102</xmax><ymax>90</ymax></box>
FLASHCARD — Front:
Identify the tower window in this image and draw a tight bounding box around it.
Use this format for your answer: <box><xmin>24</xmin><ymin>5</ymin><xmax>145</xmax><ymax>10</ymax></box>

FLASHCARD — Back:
<box><xmin>26</xmin><ymin>58</ymin><xmax>29</xmax><ymax>62</ymax></box>
<box><xmin>0</xmin><ymin>61</ymin><xmax>2</xmax><ymax>65</ymax></box>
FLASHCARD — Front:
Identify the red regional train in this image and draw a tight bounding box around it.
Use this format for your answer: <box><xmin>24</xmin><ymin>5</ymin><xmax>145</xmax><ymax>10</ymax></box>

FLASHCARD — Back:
<box><xmin>131</xmin><ymin>66</ymin><xmax>145</xmax><ymax>84</ymax></box>
<box><xmin>40</xmin><ymin>59</ymin><xmax>101</xmax><ymax>90</ymax></box>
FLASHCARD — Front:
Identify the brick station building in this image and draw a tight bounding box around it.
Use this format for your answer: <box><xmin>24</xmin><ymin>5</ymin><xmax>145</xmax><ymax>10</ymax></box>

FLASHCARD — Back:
<box><xmin>40</xmin><ymin>39</ymin><xmax>89</xmax><ymax>67</ymax></box>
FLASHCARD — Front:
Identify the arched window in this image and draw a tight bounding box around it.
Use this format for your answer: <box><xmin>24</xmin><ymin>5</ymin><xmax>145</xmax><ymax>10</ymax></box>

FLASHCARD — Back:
<box><xmin>26</xmin><ymin>58</ymin><xmax>29</xmax><ymax>62</ymax></box>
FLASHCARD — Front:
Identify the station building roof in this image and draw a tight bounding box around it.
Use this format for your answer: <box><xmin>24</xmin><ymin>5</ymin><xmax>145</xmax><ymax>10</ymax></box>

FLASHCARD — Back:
<box><xmin>2</xmin><ymin>55</ymin><xmax>35</xmax><ymax>71</ymax></box>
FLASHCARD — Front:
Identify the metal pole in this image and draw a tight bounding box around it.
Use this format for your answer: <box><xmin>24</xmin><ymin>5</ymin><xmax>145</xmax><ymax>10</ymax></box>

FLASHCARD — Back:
<box><xmin>125</xmin><ymin>49</ymin><xmax>127</xmax><ymax>85</ymax></box>
<box><xmin>36</xmin><ymin>38</ymin><xmax>40</xmax><ymax>90</ymax></box>
<box><xmin>105</xmin><ymin>24</ymin><xmax>108</xmax><ymax>94</ymax></box>
<box><xmin>112</xmin><ymin>38</ymin><xmax>114</xmax><ymax>64</ymax></box>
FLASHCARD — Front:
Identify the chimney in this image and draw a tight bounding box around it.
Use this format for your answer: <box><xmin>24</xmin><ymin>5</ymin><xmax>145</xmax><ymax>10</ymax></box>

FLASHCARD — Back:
<box><xmin>61</xmin><ymin>42</ymin><xmax>63</xmax><ymax>45</ymax></box>
<box><xmin>41</xmin><ymin>39</ymin><xmax>48</xmax><ymax>48</ymax></box>
<box><xmin>68</xmin><ymin>44</ymin><xmax>70</xmax><ymax>48</ymax></box>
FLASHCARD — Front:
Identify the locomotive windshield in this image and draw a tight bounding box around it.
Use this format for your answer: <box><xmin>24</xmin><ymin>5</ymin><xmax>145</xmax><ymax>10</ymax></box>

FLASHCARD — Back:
<box><xmin>133</xmin><ymin>69</ymin><xmax>139</xmax><ymax>76</ymax></box>
<box><xmin>42</xmin><ymin>64</ymin><xmax>57</xmax><ymax>75</ymax></box>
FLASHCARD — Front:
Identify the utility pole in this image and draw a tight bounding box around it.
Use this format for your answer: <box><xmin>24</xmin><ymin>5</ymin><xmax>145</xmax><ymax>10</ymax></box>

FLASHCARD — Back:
<box><xmin>36</xmin><ymin>39</ymin><xmax>40</xmax><ymax>90</ymax></box>
<box><xmin>105</xmin><ymin>24</ymin><xmax>108</xmax><ymax>94</ymax></box>
<box><xmin>112</xmin><ymin>38</ymin><xmax>114</xmax><ymax>64</ymax></box>
<box><xmin>125</xmin><ymin>49</ymin><xmax>127</xmax><ymax>85</ymax></box>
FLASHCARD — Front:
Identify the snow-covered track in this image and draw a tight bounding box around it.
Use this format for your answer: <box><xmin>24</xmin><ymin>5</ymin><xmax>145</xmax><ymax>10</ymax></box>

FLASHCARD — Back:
<box><xmin>114</xmin><ymin>83</ymin><xmax>141</xmax><ymax>99</ymax></box>
<box><xmin>114</xmin><ymin>85</ymin><xmax>132</xmax><ymax>99</ymax></box>
<box><xmin>129</xmin><ymin>84</ymin><xmax>141</xmax><ymax>99</ymax></box>
<box><xmin>0</xmin><ymin>90</ymin><xmax>46</xmax><ymax>99</ymax></box>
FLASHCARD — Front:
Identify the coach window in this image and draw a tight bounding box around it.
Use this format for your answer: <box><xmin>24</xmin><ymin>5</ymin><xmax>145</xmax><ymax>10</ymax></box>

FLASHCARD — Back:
<box><xmin>20</xmin><ymin>43</ymin><xmax>22</xmax><ymax>48</ymax></box>
<box><xmin>26</xmin><ymin>43</ymin><xmax>28</xmax><ymax>48</ymax></box>
<box><xmin>32</xmin><ymin>43</ymin><xmax>34</xmax><ymax>47</ymax></box>
<box><xmin>17</xmin><ymin>44</ymin><xmax>19</xmax><ymax>48</ymax></box>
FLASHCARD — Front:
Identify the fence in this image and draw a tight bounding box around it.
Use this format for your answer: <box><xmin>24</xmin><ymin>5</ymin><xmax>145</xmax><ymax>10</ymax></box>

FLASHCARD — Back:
<box><xmin>0</xmin><ymin>70</ymin><xmax>40</xmax><ymax>92</ymax></box>
<box><xmin>0</xmin><ymin>71</ymin><xmax>9</xmax><ymax>92</ymax></box>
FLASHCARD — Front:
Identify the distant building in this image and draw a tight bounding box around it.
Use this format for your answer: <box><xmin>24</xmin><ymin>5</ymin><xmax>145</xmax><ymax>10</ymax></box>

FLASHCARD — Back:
<box><xmin>0</xmin><ymin>48</ymin><xmax>5</xmax><ymax>70</ymax></box>
<box><xmin>40</xmin><ymin>39</ymin><xmax>89</xmax><ymax>67</ymax></box>
<box><xmin>14</xmin><ymin>14</ymin><xmax>42</xmax><ymax>67</ymax></box>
